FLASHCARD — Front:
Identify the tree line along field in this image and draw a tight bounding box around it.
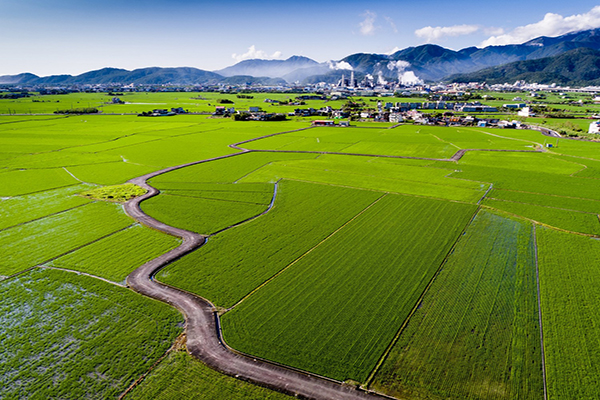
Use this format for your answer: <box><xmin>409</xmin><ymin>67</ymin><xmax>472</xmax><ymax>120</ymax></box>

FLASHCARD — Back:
<box><xmin>1</xmin><ymin>103</ymin><xmax>600</xmax><ymax>399</ymax></box>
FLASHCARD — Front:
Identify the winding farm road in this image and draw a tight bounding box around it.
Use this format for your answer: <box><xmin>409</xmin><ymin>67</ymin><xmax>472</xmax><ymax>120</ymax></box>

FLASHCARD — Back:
<box><xmin>125</xmin><ymin>154</ymin><xmax>387</xmax><ymax>400</ymax></box>
<box><xmin>124</xmin><ymin>127</ymin><xmax>548</xmax><ymax>400</ymax></box>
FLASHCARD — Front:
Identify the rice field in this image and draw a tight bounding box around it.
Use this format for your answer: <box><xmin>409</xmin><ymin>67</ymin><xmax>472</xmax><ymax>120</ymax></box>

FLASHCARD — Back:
<box><xmin>0</xmin><ymin>268</ymin><xmax>183</xmax><ymax>399</ymax></box>
<box><xmin>1</xmin><ymin>95</ymin><xmax>600</xmax><ymax>399</ymax></box>
<box><xmin>537</xmin><ymin>227</ymin><xmax>600</xmax><ymax>399</ymax></box>
<box><xmin>221</xmin><ymin>195</ymin><xmax>476</xmax><ymax>381</ymax></box>
<box><xmin>371</xmin><ymin>210</ymin><xmax>543</xmax><ymax>399</ymax></box>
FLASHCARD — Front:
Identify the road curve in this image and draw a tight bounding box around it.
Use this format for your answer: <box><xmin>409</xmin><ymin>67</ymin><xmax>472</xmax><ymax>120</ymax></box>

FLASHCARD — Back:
<box><xmin>124</xmin><ymin>155</ymin><xmax>387</xmax><ymax>400</ymax></box>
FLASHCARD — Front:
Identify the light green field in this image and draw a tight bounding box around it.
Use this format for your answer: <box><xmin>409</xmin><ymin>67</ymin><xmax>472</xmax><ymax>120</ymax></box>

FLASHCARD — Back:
<box><xmin>126</xmin><ymin>350</ymin><xmax>291</xmax><ymax>400</ymax></box>
<box><xmin>0</xmin><ymin>268</ymin><xmax>182</xmax><ymax>399</ymax></box>
<box><xmin>537</xmin><ymin>227</ymin><xmax>600</xmax><ymax>399</ymax></box>
<box><xmin>222</xmin><ymin>195</ymin><xmax>476</xmax><ymax>382</ymax></box>
<box><xmin>0</xmin><ymin>202</ymin><xmax>133</xmax><ymax>277</ymax></box>
<box><xmin>372</xmin><ymin>210</ymin><xmax>543</xmax><ymax>399</ymax></box>
<box><xmin>47</xmin><ymin>224</ymin><xmax>180</xmax><ymax>282</ymax></box>
<box><xmin>158</xmin><ymin>180</ymin><xmax>382</xmax><ymax>308</ymax></box>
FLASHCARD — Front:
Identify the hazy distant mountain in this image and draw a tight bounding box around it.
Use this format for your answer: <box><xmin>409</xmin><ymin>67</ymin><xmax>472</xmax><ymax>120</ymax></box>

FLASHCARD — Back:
<box><xmin>219</xmin><ymin>75</ymin><xmax>288</xmax><ymax>86</ymax></box>
<box><xmin>337</xmin><ymin>28</ymin><xmax>600</xmax><ymax>82</ymax></box>
<box><xmin>0</xmin><ymin>67</ymin><xmax>223</xmax><ymax>86</ymax></box>
<box><xmin>448</xmin><ymin>47</ymin><xmax>600</xmax><ymax>86</ymax></box>
<box><xmin>0</xmin><ymin>73</ymin><xmax>40</xmax><ymax>84</ymax></box>
<box><xmin>216</xmin><ymin>56</ymin><xmax>320</xmax><ymax>79</ymax></box>
<box><xmin>3</xmin><ymin>28</ymin><xmax>600</xmax><ymax>86</ymax></box>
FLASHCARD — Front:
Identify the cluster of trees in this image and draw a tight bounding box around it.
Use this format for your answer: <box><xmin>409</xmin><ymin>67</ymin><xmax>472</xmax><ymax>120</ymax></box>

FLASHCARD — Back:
<box><xmin>232</xmin><ymin>112</ymin><xmax>286</xmax><ymax>121</ymax></box>
<box><xmin>236</xmin><ymin>94</ymin><xmax>254</xmax><ymax>99</ymax></box>
<box><xmin>54</xmin><ymin>108</ymin><xmax>99</xmax><ymax>114</ymax></box>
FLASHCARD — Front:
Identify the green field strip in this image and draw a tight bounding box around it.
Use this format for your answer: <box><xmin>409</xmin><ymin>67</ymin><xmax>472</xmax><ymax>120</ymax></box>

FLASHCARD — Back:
<box><xmin>537</xmin><ymin>228</ymin><xmax>600</xmax><ymax>399</ymax></box>
<box><xmin>141</xmin><ymin>192</ymin><xmax>271</xmax><ymax>235</ymax></box>
<box><xmin>452</xmin><ymin>164</ymin><xmax>600</xmax><ymax>201</ymax></box>
<box><xmin>157</xmin><ymin>180</ymin><xmax>382</xmax><ymax>308</ymax></box>
<box><xmin>482</xmin><ymin>198</ymin><xmax>600</xmax><ymax>235</ymax></box>
<box><xmin>67</xmin><ymin>161</ymin><xmax>159</xmax><ymax>185</ymax></box>
<box><xmin>0</xmin><ymin>268</ymin><xmax>182</xmax><ymax>399</ymax></box>
<box><xmin>159</xmin><ymin>191</ymin><xmax>272</xmax><ymax>206</ymax></box>
<box><xmin>532</xmin><ymin>225</ymin><xmax>549</xmax><ymax>400</ymax></box>
<box><xmin>0</xmin><ymin>201</ymin><xmax>134</xmax><ymax>277</ymax></box>
<box><xmin>226</xmin><ymin>194</ymin><xmax>387</xmax><ymax>311</ymax></box>
<box><xmin>488</xmin><ymin>188</ymin><xmax>600</xmax><ymax>214</ymax></box>
<box><xmin>0</xmin><ymin>184</ymin><xmax>93</xmax><ymax>230</ymax></box>
<box><xmin>221</xmin><ymin>195</ymin><xmax>477</xmax><ymax>382</ymax></box>
<box><xmin>47</xmin><ymin>224</ymin><xmax>181</xmax><ymax>283</ymax></box>
<box><xmin>239</xmin><ymin>157</ymin><xmax>485</xmax><ymax>203</ymax></box>
<box><xmin>0</xmin><ymin>167</ymin><xmax>80</xmax><ymax>197</ymax></box>
<box><xmin>149</xmin><ymin>151</ymin><xmax>316</xmax><ymax>186</ymax></box>
<box><xmin>125</xmin><ymin>349</ymin><xmax>292</xmax><ymax>400</ymax></box>
<box><xmin>371</xmin><ymin>210</ymin><xmax>543</xmax><ymax>400</ymax></box>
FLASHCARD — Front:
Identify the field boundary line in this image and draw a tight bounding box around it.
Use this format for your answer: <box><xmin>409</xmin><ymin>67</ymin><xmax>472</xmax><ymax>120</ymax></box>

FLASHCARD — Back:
<box><xmin>63</xmin><ymin>166</ymin><xmax>95</xmax><ymax>185</ymax></box>
<box><xmin>533</xmin><ymin>224</ymin><xmax>549</xmax><ymax>400</ymax></box>
<box><xmin>37</xmin><ymin>265</ymin><xmax>126</xmax><ymax>287</ymax></box>
<box><xmin>477</xmin><ymin>183</ymin><xmax>493</xmax><ymax>205</ymax></box>
<box><xmin>0</xmin><ymin>201</ymin><xmax>92</xmax><ymax>233</ymax></box>
<box><xmin>159</xmin><ymin>192</ymin><xmax>270</xmax><ymax>207</ymax></box>
<box><xmin>224</xmin><ymin>193</ymin><xmax>387</xmax><ymax>312</ymax></box>
<box><xmin>210</xmin><ymin>181</ymin><xmax>280</xmax><ymax>236</ymax></box>
<box><xmin>364</xmin><ymin>205</ymin><xmax>481</xmax><ymax>388</ymax></box>
<box><xmin>229</xmin><ymin>126</ymin><xmax>315</xmax><ymax>150</ymax></box>
<box><xmin>117</xmin><ymin>333</ymin><xmax>187</xmax><ymax>400</ymax></box>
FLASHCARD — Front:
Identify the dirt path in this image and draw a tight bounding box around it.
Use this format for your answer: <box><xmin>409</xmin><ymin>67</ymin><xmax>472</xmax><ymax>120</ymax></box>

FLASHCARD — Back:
<box><xmin>124</xmin><ymin>156</ymin><xmax>386</xmax><ymax>400</ymax></box>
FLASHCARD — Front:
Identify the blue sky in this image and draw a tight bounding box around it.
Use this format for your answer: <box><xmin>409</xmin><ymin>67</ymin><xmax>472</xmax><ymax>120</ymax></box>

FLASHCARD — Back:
<box><xmin>1</xmin><ymin>0</ymin><xmax>600</xmax><ymax>76</ymax></box>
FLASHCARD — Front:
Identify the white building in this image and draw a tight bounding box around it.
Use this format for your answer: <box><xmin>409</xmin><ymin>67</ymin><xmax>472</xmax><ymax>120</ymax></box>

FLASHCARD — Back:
<box><xmin>518</xmin><ymin>107</ymin><xmax>534</xmax><ymax>117</ymax></box>
<box><xmin>589</xmin><ymin>121</ymin><xmax>600</xmax><ymax>134</ymax></box>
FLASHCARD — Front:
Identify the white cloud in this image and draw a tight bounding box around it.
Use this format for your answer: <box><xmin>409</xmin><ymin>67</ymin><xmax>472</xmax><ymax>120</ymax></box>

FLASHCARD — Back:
<box><xmin>328</xmin><ymin>61</ymin><xmax>353</xmax><ymax>70</ymax></box>
<box><xmin>385</xmin><ymin>46</ymin><xmax>402</xmax><ymax>55</ymax></box>
<box><xmin>384</xmin><ymin>16</ymin><xmax>398</xmax><ymax>34</ymax></box>
<box><xmin>481</xmin><ymin>6</ymin><xmax>600</xmax><ymax>46</ymax></box>
<box><xmin>359</xmin><ymin>10</ymin><xmax>377</xmax><ymax>36</ymax></box>
<box><xmin>415</xmin><ymin>24</ymin><xmax>480</xmax><ymax>41</ymax></box>
<box><xmin>232</xmin><ymin>45</ymin><xmax>283</xmax><ymax>63</ymax></box>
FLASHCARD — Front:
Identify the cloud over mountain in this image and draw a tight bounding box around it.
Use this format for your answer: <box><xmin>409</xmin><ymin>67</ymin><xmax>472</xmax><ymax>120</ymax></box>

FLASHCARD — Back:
<box><xmin>481</xmin><ymin>6</ymin><xmax>600</xmax><ymax>46</ymax></box>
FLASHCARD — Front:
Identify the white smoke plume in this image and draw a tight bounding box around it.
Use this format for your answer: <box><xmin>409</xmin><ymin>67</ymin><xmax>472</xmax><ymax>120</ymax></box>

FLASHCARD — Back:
<box><xmin>327</xmin><ymin>61</ymin><xmax>353</xmax><ymax>70</ymax></box>
<box><xmin>400</xmin><ymin>71</ymin><xmax>424</xmax><ymax>86</ymax></box>
<box><xmin>387</xmin><ymin>60</ymin><xmax>423</xmax><ymax>86</ymax></box>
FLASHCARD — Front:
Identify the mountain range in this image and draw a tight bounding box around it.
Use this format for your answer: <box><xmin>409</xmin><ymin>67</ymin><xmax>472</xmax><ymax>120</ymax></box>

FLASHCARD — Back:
<box><xmin>2</xmin><ymin>29</ymin><xmax>600</xmax><ymax>86</ymax></box>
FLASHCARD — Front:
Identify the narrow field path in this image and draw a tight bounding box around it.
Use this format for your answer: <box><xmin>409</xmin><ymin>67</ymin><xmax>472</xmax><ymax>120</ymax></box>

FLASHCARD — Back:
<box><xmin>124</xmin><ymin>154</ymin><xmax>387</xmax><ymax>400</ymax></box>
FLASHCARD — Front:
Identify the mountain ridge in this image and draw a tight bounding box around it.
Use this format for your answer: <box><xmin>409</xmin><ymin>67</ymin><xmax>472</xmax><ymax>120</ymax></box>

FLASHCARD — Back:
<box><xmin>3</xmin><ymin>28</ymin><xmax>600</xmax><ymax>86</ymax></box>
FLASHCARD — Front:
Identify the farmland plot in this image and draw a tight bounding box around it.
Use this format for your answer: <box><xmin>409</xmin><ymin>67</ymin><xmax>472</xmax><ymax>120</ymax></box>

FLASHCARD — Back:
<box><xmin>371</xmin><ymin>210</ymin><xmax>543</xmax><ymax>400</ymax></box>
<box><xmin>239</xmin><ymin>154</ymin><xmax>485</xmax><ymax>203</ymax></box>
<box><xmin>537</xmin><ymin>228</ymin><xmax>600</xmax><ymax>399</ymax></box>
<box><xmin>126</xmin><ymin>350</ymin><xmax>291</xmax><ymax>400</ymax></box>
<box><xmin>0</xmin><ymin>184</ymin><xmax>92</xmax><ymax>230</ymax></box>
<box><xmin>158</xmin><ymin>180</ymin><xmax>381</xmax><ymax>308</ymax></box>
<box><xmin>141</xmin><ymin>190</ymin><xmax>271</xmax><ymax>235</ymax></box>
<box><xmin>482</xmin><ymin>198</ymin><xmax>600</xmax><ymax>235</ymax></box>
<box><xmin>0</xmin><ymin>201</ymin><xmax>133</xmax><ymax>277</ymax></box>
<box><xmin>48</xmin><ymin>224</ymin><xmax>180</xmax><ymax>282</ymax></box>
<box><xmin>0</xmin><ymin>268</ymin><xmax>182</xmax><ymax>399</ymax></box>
<box><xmin>221</xmin><ymin>195</ymin><xmax>477</xmax><ymax>382</ymax></box>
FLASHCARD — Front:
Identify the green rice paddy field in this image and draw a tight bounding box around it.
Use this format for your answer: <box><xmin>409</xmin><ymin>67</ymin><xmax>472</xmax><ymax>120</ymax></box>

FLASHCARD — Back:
<box><xmin>1</xmin><ymin>94</ymin><xmax>600</xmax><ymax>399</ymax></box>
